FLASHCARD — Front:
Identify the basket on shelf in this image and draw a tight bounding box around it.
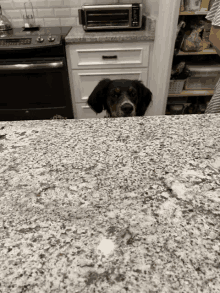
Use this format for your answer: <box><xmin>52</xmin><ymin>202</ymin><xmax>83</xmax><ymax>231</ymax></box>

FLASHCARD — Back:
<box><xmin>168</xmin><ymin>79</ymin><xmax>186</xmax><ymax>94</ymax></box>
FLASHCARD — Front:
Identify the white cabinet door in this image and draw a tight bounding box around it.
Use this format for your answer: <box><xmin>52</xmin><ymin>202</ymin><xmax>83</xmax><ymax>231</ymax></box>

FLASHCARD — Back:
<box><xmin>71</xmin><ymin>68</ymin><xmax>149</xmax><ymax>118</ymax></box>
<box><xmin>75</xmin><ymin>103</ymin><xmax>107</xmax><ymax>119</ymax></box>
<box><xmin>71</xmin><ymin>68</ymin><xmax>149</xmax><ymax>105</ymax></box>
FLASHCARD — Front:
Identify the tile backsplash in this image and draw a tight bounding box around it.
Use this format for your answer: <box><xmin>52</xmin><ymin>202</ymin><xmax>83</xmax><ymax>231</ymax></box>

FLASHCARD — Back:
<box><xmin>1</xmin><ymin>0</ymin><xmax>148</xmax><ymax>28</ymax></box>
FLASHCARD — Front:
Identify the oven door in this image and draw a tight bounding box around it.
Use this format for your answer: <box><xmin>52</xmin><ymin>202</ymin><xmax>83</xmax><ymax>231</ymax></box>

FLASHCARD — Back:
<box><xmin>0</xmin><ymin>57</ymin><xmax>73</xmax><ymax>121</ymax></box>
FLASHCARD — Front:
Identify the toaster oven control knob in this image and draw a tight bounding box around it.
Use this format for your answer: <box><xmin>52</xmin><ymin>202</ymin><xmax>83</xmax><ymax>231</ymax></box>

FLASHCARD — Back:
<box><xmin>48</xmin><ymin>34</ymin><xmax>55</xmax><ymax>42</ymax></box>
<box><xmin>37</xmin><ymin>35</ymin><xmax>44</xmax><ymax>43</ymax></box>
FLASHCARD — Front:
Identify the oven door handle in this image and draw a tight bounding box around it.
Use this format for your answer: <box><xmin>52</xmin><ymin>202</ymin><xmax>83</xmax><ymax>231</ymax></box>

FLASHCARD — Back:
<box><xmin>0</xmin><ymin>61</ymin><xmax>63</xmax><ymax>70</ymax></box>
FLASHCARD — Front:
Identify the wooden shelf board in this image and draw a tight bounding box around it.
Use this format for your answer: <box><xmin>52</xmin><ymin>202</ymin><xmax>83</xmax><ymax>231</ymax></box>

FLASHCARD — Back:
<box><xmin>168</xmin><ymin>89</ymin><xmax>214</xmax><ymax>96</ymax></box>
<box><xmin>177</xmin><ymin>49</ymin><xmax>217</xmax><ymax>55</ymax></box>
<box><xmin>179</xmin><ymin>11</ymin><xmax>208</xmax><ymax>15</ymax></box>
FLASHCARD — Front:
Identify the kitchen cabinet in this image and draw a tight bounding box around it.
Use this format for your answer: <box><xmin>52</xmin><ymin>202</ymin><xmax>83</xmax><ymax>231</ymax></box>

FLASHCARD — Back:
<box><xmin>66</xmin><ymin>0</ymin><xmax>185</xmax><ymax>118</ymax></box>
<box><xmin>66</xmin><ymin>42</ymin><xmax>152</xmax><ymax>119</ymax></box>
<box><xmin>67</xmin><ymin>0</ymin><xmax>216</xmax><ymax>117</ymax></box>
<box><xmin>72</xmin><ymin>68</ymin><xmax>149</xmax><ymax>119</ymax></box>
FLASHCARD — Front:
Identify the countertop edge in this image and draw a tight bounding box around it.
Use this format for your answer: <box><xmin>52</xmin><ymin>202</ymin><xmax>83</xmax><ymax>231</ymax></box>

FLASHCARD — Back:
<box><xmin>65</xmin><ymin>14</ymin><xmax>156</xmax><ymax>44</ymax></box>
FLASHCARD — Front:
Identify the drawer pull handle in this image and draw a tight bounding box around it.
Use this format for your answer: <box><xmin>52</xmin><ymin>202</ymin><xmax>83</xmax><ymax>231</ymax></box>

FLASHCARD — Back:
<box><xmin>102</xmin><ymin>55</ymin><xmax>118</xmax><ymax>59</ymax></box>
<box><xmin>82</xmin><ymin>106</ymin><xmax>90</xmax><ymax>109</ymax></box>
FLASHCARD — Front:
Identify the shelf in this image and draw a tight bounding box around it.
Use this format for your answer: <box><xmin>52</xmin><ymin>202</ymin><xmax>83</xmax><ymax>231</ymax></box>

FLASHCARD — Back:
<box><xmin>179</xmin><ymin>10</ymin><xmax>208</xmax><ymax>15</ymax></box>
<box><xmin>177</xmin><ymin>48</ymin><xmax>217</xmax><ymax>55</ymax></box>
<box><xmin>168</xmin><ymin>89</ymin><xmax>214</xmax><ymax>97</ymax></box>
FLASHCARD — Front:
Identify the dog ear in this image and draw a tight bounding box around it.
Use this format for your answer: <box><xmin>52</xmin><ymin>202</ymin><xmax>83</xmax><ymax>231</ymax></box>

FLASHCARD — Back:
<box><xmin>133</xmin><ymin>80</ymin><xmax>152</xmax><ymax>116</ymax></box>
<box><xmin>87</xmin><ymin>79</ymin><xmax>112</xmax><ymax>114</ymax></box>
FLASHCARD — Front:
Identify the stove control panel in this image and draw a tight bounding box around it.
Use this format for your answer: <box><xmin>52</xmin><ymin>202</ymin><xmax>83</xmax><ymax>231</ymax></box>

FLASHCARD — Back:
<box><xmin>0</xmin><ymin>38</ymin><xmax>31</xmax><ymax>46</ymax></box>
<box><xmin>0</xmin><ymin>35</ymin><xmax>61</xmax><ymax>49</ymax></box>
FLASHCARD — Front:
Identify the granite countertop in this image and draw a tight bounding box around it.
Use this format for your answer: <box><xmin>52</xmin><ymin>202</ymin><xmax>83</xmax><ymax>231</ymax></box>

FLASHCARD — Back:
<box><xmin>65</xmin><ymin>15</ymin><xmax>156</xmax><ymax>44</ymax></box>
<box><xmin>1</xmin><ymin>114</ymin><xmax>220</xmax><ymax>292</ymax></box>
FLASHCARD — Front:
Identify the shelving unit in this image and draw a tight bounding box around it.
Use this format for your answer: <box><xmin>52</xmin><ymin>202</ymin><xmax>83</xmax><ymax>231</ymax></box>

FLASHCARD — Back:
<box><xmin>168</xmin><ymin>89</ymin><xmax>214</xmax><ymax>97</ymax></box>
<box><xmin>166</xmin><ymin>0</ymin><xmax>216</xmax><ymax>114</ymax></box>
<box><xmin>177</xmin><ymin>48</ymin><xmax>217</xmax><ymax>55</ymax></box>
<box><xmin>179</xmin><ymin>11</ymin><xmax>208</xmax><ymax>15</ymax></box>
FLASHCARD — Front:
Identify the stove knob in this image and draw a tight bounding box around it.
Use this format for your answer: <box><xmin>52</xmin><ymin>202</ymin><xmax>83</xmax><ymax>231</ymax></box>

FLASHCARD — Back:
<box><xmin>48</xmin><ymin>34</ymin><xmax>55</xmax><ymax>42</ymax></box>
<box><xmin>37</xmin><ymin>35</ymin><xmax>44</xmax><ymax>43</ymax></box>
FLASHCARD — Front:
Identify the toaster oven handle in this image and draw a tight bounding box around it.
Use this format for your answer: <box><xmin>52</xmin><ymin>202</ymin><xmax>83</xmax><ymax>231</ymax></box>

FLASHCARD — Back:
<box><xmin>78</xmin><ymin>9</ymin><xmax>85</xmax><ymax>25</ymax></box>
<box><xmin>102</xmin><ymin>55</ymin><xmax>118</xmax><ymax>59</ymax></box>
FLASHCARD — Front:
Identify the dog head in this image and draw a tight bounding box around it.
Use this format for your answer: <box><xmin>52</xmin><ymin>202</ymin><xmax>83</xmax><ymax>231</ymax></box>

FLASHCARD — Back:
<box><xmin>87</xmin><ymin>79</ymin><xmax>152</xmax><ymax>117</ymax></box>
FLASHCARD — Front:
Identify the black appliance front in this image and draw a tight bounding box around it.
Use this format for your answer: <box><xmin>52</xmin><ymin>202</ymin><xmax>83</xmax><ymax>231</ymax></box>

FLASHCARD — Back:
<box><xmin>0</xmin><ymin>26</ymin><xmax>73</xmax><ymax>121</ymax></box>
<box><xmin>0</xmin><ymin>57</ymin><xmax>73</xmax><ymax>121</ymax></box>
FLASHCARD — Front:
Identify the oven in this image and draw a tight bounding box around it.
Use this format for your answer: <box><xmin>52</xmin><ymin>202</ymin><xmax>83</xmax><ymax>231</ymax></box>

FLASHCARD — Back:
<box><xmin>0</xmin><ymin>26</ymin><xmax>74</xmax><ymax>121</ymax></box>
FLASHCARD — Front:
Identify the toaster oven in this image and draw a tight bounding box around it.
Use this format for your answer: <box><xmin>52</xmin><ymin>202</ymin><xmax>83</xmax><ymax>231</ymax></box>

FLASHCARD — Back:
<box><xmin>78</xmin><ymin>3</ymin><xmax>143</xmax><ymax>31</ymax></box>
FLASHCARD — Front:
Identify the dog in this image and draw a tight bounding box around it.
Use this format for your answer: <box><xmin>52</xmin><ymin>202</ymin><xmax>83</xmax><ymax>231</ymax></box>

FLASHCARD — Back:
<box><xmin>87</xmin><ymin>79</ymin><xmax>152</xmax><ymax>118</ymax></box>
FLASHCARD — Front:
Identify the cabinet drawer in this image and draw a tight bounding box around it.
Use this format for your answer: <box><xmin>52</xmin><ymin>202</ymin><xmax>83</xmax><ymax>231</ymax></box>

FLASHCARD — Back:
<box><xmin>66</xmin><ymin>42</ymin><xmax>151</xmax><ymax>69</ymax></box>
<box><xmin>75</xmin><ymin>103</ymin><xmax>106</xmax><ymax>119</ymax></box>
<box><xmin>71</xmin><ymin>68</ymin><xmax>149</xmax><ymax>103</ymax></box>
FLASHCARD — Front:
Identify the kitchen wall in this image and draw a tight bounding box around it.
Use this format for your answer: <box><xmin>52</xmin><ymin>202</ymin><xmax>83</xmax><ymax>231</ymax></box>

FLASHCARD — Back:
<box><xmin>1</xmin><ymin>0</ymin><xmax>160</xmax><ymax>28</ymax></box>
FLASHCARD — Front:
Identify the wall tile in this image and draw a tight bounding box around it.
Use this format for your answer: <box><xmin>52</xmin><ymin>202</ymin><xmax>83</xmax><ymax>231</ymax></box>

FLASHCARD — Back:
<box><xmin>60</xmin><ymin>17</ymin><xmax>77</xmax><ymax>26</ymax></box>
<box><xmin>119</xmin><ymin>0</ymin><xmax>142</xmax><ymax>3</ymax></box>
<box><xmin>63</xmin><ymin>0</ymin><xmax>81</xmax><ymax>7</ymax></box>
<box><xmin>1</xmin><ymin>2</ymin><xmax>14</xmax><ymax>10</ymax></box>
<box><xmin>23</xmin><ymin>8</ymin><xmax>38</xmax><ymax>18</ymax></box>
<box><xmin>6</xmin><ymin>9</ymin><xmax>38</xmax><ymax>22</ymax></box>
<box><xmin>10</xmin><ymin>18</ymin><xmax>26</xmax><ymax>27</ymax></box>
<box><xmin>48</xmin><ymin>0</ymin><xmax>63</xmax><ymax>7</ymax></box>
<box><xmin>71</xmin><ymin>8</ymin><xmax>78</xmax><ymax>17</ymax></box>
<box><xmin>54</xmin><ymin>8</ymin><xmax>72</xmax><ymax>17</ymax></box>
<box><xmin>10</xmin><ymin>17</ymin><xmax>45</xmax><ymax>27</ymax></box>
<box><xmin>44</xmin><ymin>17</ymin><xmax>61</xmax><ymax>26</ymax></box>
<box><xmin>95</xmin><ymin>0</ymin><xmax>118</xmax><ymax>3</ymax></box>
<box><xmin>78</xmin><ymin>0</ymin><xmax>97</xmax><ymax>5</ymax></box>
<box><xmin>13</xmin><ymin>0</ymin><xmax>29</xmax><ymax>8</ymax></box>
<box><xmin>37</xmin><ymin>8</ymin><xmax>54</xmax><ymax>17</ymax></box>
<box><xmin>22</xmin><ymin>10</ymin><xmax>38</xmax><ymax>23</ymax></box>
<box><xmin>30</xmin><ymin>0</ymin><xmax>49</xmax><ymax>8</ymax></box>
<box><xmin>4</xmin><ymin>9</ymin><xmax>22</xmax><ymax>19</ymax></box>
<box><xmin>33</xmin><ymin>18</ymin><xmax>45</xmax><ymax>26</ymax></box>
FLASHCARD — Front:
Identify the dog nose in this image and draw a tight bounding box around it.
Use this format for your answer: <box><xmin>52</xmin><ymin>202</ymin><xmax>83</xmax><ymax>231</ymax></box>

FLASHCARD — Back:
<box><xmin>121</xmin><ymin>103</ymin><xmax>133</xmax><ymax>114</ymax></box>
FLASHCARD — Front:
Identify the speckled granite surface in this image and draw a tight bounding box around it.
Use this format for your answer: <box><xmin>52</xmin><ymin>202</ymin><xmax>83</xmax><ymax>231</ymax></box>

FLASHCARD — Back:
<box><xmin>65</xmin><ymin>15</ymin><xmax>156</xmax><ymax>44</ymax></box>
<box><xmin>1</xmin><ymin>114</ymin><xmax>220</xmax><ymax>292</ymax></box>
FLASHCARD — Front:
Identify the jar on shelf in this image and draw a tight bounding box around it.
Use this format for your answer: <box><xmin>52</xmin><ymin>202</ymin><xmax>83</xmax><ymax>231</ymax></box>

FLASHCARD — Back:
<box><xmin>185</xmin><ymin>0</ymin><xmax>202</xmax><ymax>12</ymax></box>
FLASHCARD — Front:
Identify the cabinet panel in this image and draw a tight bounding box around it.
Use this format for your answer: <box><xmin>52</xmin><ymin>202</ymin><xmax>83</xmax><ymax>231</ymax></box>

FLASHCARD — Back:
<box><xmin>75</xmin><ymin>103</ymin><xmax>107</xmax><ymax>119</ymax></box>
<box><xmin>66</xmin><ymin>42</ymin><xmax>150</xmax><ymax>69</ymax></box>
<box><xmin>71</xmin><ymin>68</ymin><xmax>149</xmax><ymax>104</ymax></box>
